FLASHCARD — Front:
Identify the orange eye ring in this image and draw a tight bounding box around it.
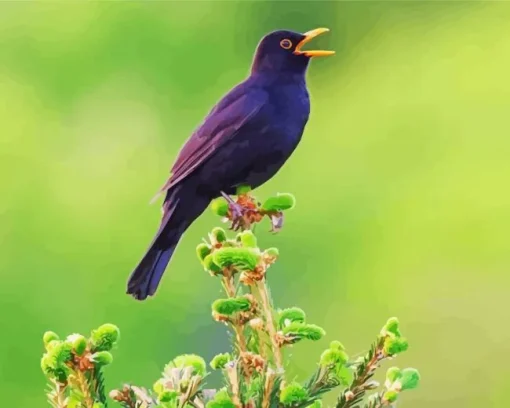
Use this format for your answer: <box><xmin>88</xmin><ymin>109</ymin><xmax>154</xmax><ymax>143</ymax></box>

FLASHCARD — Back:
<box><xmin>280</xmin><ymin>39</ymin><xmax>292</xmax><ymax>50</ymax></box>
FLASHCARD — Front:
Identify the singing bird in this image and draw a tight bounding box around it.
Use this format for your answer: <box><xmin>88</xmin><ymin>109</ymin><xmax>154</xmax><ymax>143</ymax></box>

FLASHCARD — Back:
<box><xmin>127</xmin><ymin>28</ymin><xmax>334</xmax><ymax>300</ymax></box>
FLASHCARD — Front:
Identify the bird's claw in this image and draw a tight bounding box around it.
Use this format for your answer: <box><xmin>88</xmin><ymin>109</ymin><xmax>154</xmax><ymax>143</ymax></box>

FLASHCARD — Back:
<box><xmin>227</xmin><ymin>202</ymin><xmax>250</xmax><ymax>231</ymax></box>
<box><xmin>269</xmin><ymin>212</ymin><xmax>284</xmax><ymax>233</ymax></box>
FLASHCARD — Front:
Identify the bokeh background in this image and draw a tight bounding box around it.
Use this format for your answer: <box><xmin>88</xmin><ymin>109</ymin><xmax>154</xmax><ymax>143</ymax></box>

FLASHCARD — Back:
<box><xmin>1</xmin><ymin>1</ymin><xmax>509</xmax><ymax>406</ymax></box>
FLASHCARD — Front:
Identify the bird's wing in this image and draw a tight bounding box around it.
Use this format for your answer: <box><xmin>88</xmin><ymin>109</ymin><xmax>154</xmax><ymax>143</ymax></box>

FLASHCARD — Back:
<box><xmin>150</xmin><ymin>88</ymin><xmax>268</xmax><ymax>203</ymax></box>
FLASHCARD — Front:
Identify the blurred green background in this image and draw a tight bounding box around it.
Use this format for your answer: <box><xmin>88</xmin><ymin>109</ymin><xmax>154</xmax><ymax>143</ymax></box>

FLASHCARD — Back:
<box><xmin>1</xmin><ymin>1</ymin><xmax>509</xmax><ymax>406</ymax></box>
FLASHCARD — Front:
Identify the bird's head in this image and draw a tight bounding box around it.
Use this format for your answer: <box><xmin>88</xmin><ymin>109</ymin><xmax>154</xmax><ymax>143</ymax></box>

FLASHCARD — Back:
<box><xmin>251</xmin><ymin>28</ymin><xmax>334</xmax><ymax>75</ymax></box>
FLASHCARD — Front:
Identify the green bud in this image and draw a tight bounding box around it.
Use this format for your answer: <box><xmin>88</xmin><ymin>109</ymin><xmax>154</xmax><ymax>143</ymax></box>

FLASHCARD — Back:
<box><xmin>399</xmin><ymin>368</ymin><xmax>420</xmax><ymax>391</ymax></box>
<box><xmin>203</xmin><ymin>254</ymin><xmax>222</xmax><ymax>274</ymax></box>
<box><xmin>386</xmin><ymin>367</ymin><xmax>402</xmax><ymax>383</ymax></box>
<box><xmin>168</xmin><ymin>354</ymin><xmax>207</xmax><ymax>377</ymax></box>
<box><xmin>236</xmin><ymin>185</ymin><xmax>251</xmax><ymax>195</ymax></box>
<box><xmin>212</xmin><ymin>297</ymin><xmax>251</xmax><ymax>316</ymax></box>
<box><xmin>92</xmin><ymin>403</ymin><xmax>105</xmax><ymax>408</ymax></box>
<box><xmin>90</xmin><ymin>323</ymin><xmax>120</xmax><ymax>352</ymax></box>
<box><xmin>309</xmin><ymin>400</ymin><xmax>323</xmax><ymax>408</ymax></box>
<box><xmin>66</xmin><ymin>334</ymin><xmax>87</xmax><ymax>356</ymax></box>
<box><xmin>319</xmin><ymin>348</ymin><xmax>348</xmax><ymax>367</ymax></box>
<box><xmin>383</xmin><ymin>390</ymin><xmax>399</xmax><ymax>403</ymax></box>
<box><xmin>43</xmin><ymin>331</ymin><xmax>59</xmax><ymax>346</ymax></box>
<box><xmin>383</xmin><ymin>317</ymin><xmax>401</xmax><ymax>337</ymax></box>
<box><xmin>279</xmin><ymin>382</ymin><xmax>308</xmax><ymax>406</ymax></box>
<box><xmin>211</xmin><ymin>227</ymin><xmax>227</xmax><ymax>243</ymax></box>
<box><xmin>210</xmin><ymin>198</ymin><xmax>229</xmax><ymax>217</ymax></box>
<box><xmin>384</xmin><ymin>336</ymin><xmax>409</xmax><ymax>356</ymax></box>
<box><xmin>239</xmin><ymin>230</ymin><xmax>257</xmax><ymax>248</ymax></box>
<box><xmin>212</xmin><ymin>247</ymin><xmax>260</xmax><ymax>271</ymax></box>
<box><xmin>282</xmin><ymin>322</ymin><xmax>325</xmax><ymax>343</ymax></box>
<box><xmin>196</xmin><ymin>243</ymin><xmax>211</xmax><ymax>262</ymax></box>
<box><xmin>206</xmin><ymin>388</ymin><xmax>235</xmax><ymax>408</ymax></box>
<box><xmin>46</xmin><ymin>340</ymin><xmax>60</xmax><ymax>352</ymax></box>
<box><xmin>159</xmin><ymin>389</ymin><xmax>178</xmax><ymax>402</ymax></box>
<box><xmin>210</xmin><ymin>353</ymin><xmax>231</xmax><ymax>370</ymax></box>
<box><xmin>261</xmin><ymin>193</ymin><xmax>296</xmax><ymax>212</ymax></box>
<box><xmin>153</xmin><ymin>379</ymin><xmax>165</xmax><ymax>394</ymax></box>
<box><xmin>41</xmin><ymin>341</ymin><xmax>73</xmax><ymax>375</ymax></box>
<box><xmin>278</xmin><ymin>307</ymin><xmax>306</xmax><ymax>327</ymax></box>
<box><xmin>91</xmin><ymin>351</ymin><xmax>113</xmax><ymax>366</ymax></box>
<box><xmin>264</xmin><ymin>247</ymin><xmax>279</xmax><ymax>259</ymax></box>
<box><xmin>330</xmin><ymin>340</ymin><xmax>345</xmax><ymax>351</ymax></box>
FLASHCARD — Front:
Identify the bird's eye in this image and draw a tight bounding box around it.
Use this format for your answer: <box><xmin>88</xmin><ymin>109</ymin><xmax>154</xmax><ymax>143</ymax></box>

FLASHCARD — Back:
<box><xmin>280</xmin><ymin>39</ymin><xmax>292</xmax><ymax>50</ymax></box>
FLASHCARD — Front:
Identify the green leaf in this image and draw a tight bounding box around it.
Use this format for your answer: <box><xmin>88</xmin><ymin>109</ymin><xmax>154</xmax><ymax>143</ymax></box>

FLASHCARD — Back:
<box><xmin>319</xmin><ymin>348</ymin><xmax>348</xmax><ymax>367</ymax></box>
<box><xmin>212</xmin><ymin>297</ymin><xmax>251</xmax><ymax>316</ymax></box>
<box><xmin>212</xmin><ymin>247</ymin><xmax>260</xmax><ymax>271</ymax></box>
<box><xmin>210</xmin><ymin>198</ymin><xmax>229</xmax><ymax>217</ymax></box>
<box><xmin>90</xmin><ymin>323</ymin><xmax>120</xmax><ymax>352</ymax></box>
<box><xmin>41</xmin><ymin>341</ymin><xmax>73</xmax><ymax>376</ymax></box>
<box><xmin>279</xmin><ymin>382</ymin><xmax>308</xmax><ymax>406</ymax></box>
<box><xmin>277</xmin><ymin>307</ymin><xmax>306</xmax><ymax>327</ymax></box>
<box><xmin>261</xmin><ymin>193</ymin><xmax>296</xmax><ymax>212</ymax></box>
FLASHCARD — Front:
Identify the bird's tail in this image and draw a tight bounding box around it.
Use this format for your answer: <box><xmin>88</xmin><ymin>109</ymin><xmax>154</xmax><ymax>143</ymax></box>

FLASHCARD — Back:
<box><xmin>127</xmin><ymin>185</ymin><xmax>210</xmax><ymax>300</ymax></box>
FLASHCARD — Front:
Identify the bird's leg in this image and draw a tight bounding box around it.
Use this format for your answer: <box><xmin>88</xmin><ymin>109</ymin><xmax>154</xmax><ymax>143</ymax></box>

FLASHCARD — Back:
<box><xmin>269</xmin><ymin>211</ymin><xmax>284</xmax><ymax>233</ymax></box>
<box><xmin>221</xmin><ymin>191</ymin><xmax>248</xmax><ymax>231</ymax></box>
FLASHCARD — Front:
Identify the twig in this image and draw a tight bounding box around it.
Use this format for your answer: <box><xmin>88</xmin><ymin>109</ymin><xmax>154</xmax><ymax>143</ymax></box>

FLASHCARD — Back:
<box><xmin>75</xmin><ymin>370</ymin><xmax>94</xmax><ymax>408</ymax></box>
<box><xmin>225</xmin><ymin>362</ymin><xmax>243</xmax><ymax>408</ymax></box>
<box><xmin>255</xmin><ymin>280</ymin><xmax>283</xmax><ymax>376</ymax></box>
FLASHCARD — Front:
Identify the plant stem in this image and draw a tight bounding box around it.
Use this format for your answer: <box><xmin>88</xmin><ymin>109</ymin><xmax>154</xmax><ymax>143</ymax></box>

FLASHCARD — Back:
<box><xmin>255</xmin><ymin>280</ymin><xmax>283</xmax><ymax>376</ymax></box>
<box><xmin>51</xmin><ymin>380</ymin><xmax>67</xmax><ymax>408</ymax></box>
<box><xmin>261</xmin><ymin>369</ymin><xmax>276</xmax><ymax>408</ymax></box>
<box><xmin>76</xmin><ymin>370</ymin><xmax>94</xmax><ymax>408</ymax></box>
<box><xmin>226</xmin><ymin>362</ymin><xmax>243</xmax><ymax>408</ymax></box>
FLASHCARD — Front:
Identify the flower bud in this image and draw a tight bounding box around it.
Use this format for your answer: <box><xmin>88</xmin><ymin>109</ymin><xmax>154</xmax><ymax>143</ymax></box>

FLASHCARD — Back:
<box><xmin>196</xmin><ymin>243</ymin><xmax>211</xmax><ymax>262</ymax></box>
<box><xmin>167</xmin><ymin>354</ymin><xmax>207</xmax><ymax>377</ymax></box>
<box><xmin>382</xmin><ymin>317</ymin><xmax>401</xmax><ymax>337</ymax></box>
<box><xmin>383</xmin><ymin>336</ymin><xmax>409</xmax><ymax>356</ymax></box>
<box><xmin>203</xmin><ymin>254</ymin><xmax>222</xmax><ymax>274</ymax></box>
<box><xmin>386</xmin><ymin>366</ymin><xmax>402</xmax><ymax>384</ymax></box>
<box><xmin>90</xmin><ymin>324</ymin><xmax>120</xmax><ymax>352</ymax></box>
<box><xmin>383</xmin><ymin>390</ymin><xmax>399</xmax><ymax>403</ymax></box>
<box><xmin>239</xmin><ymin>230</ymin><xmax>257</xmax><ymax>248</ymax></box>
<box><xmin>43</xmin><ymin>331</ymin><xmax>59</xmax><ymax>346</ymax></box>
<box><xmin>66</xmin><ymin>334</ymin><xmax>87</xmax><ymax>356</ymax></box>
<box><xmin>91</xmin><ymin>351</ymin><xmax>113</xmax><ymax>366</ymax></box>
<box><xmin>211</xmin><ymin>227</ymin><xmax>227</xmax><ymax>243</ymax></box>
<box><xmin>282</xmin><ymin>323</ymin><xmax>325</xmax><ymax>343</ymax></box>
<box><xmin>399</xmin><ymin>368</ymin><xmax>421</xmax><ymax>391</ymax></box>
<box><xmin>210</xmin><ymin>353</ymin><xmax>231</xmax><ymax>370</ymax></box>
<box><xmin>210</xmin><ymin>198</ymin><xmax>229</xmax><ymax>217</ymax></box>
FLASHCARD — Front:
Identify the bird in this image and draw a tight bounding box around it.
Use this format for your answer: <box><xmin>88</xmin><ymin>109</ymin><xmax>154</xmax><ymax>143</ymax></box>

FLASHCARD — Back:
<box><xmin>127</xmin><ymin>28</ymin><xmax>334</xmax><ymax>300</ymax></box>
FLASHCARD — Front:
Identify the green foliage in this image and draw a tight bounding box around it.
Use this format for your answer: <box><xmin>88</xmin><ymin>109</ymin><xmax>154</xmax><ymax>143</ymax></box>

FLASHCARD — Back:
<box><xmin>212</xmin><ymin>247</ymin><xmax>260</xmax><ymax>270</ymax></box>
<box><xmin>277</xmin><ymin>307</ymin><xmax>306</xmax><ymax>327</ymax></box>
<box><xmin>212</xmin><ymin>297</ymin><xmax>251</xmax><ymax>316</ymax></box>
<box><xmin>90</xmin><ymin>323</ymin><xmax>120</xmax><ymax>352</ymax></box>
<box><xmin>206</xmin><ymin>388</ymin><xmax>235</xmax><ymax>408</ymax></box>
<box><xmin>167</xmin><ymin>354</ymin><xmax>207</xmax><ymax>377</ymax></box>
<box><xmin>280</xmin><ymin>382</ymin><xmax>309</xmax><ymax>405</ymax></box>
<box><xmin>210</xmin><ymin>353</ymin><xmax>231</xmax><ymax>370</ymax></box>
<box><xmin>261</xmin><ymin>193</ymin><xmax>296</xmax><ymax>212</ymax></box>
<box><xmin>40</xmin><ymin>192</ymin><xmax>420</xmax><ymax>408</ymax></box>
<box><xmin>210</xmin><ymin>198</ymin><xmax>229</xmax><ymax>217</ymax></box>
<box><xmin>282</xmin><ymin>322</ymin><xmax>326</xmax><ymax>342</ymax></box>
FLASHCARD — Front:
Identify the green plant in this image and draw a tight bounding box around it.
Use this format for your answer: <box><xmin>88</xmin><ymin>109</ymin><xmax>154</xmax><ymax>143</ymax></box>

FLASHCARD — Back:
<box><xmin>40</xmin><ymin>191</ymin><xmax>420</xmax><ymax>408</ymax></box>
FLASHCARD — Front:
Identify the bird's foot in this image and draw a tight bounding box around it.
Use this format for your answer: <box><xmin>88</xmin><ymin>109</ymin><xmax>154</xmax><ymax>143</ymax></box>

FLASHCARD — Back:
<box><xmin>268</xmin><ymin>211</ymin><xmax>284</xmax><ymax>233</ymax></box>
<box><xmin>221</xmin><ymin>191</ymin><xmax>261</xmax><ymax>231</ymax></box>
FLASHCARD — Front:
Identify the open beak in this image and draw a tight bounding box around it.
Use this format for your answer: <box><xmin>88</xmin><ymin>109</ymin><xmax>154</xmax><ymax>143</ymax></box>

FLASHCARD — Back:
<box><xmin>294</xmin><ymin>28</ymin><xmax>335</xmax><ymax>57</ymax></box>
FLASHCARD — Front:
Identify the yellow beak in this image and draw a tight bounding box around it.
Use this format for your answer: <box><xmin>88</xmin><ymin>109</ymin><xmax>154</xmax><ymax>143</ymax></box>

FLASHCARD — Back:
<box><xmin>294</xmin><ymin>28</ymin><xmax>335</xmax><ymax>57</ymax></box>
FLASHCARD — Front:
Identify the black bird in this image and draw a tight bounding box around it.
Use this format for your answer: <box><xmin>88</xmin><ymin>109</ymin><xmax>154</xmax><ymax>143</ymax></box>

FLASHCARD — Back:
<box><xmin>127</xmin><ymin>28</ymin><xmax>334</xmax><ymax>300</ymax></box>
